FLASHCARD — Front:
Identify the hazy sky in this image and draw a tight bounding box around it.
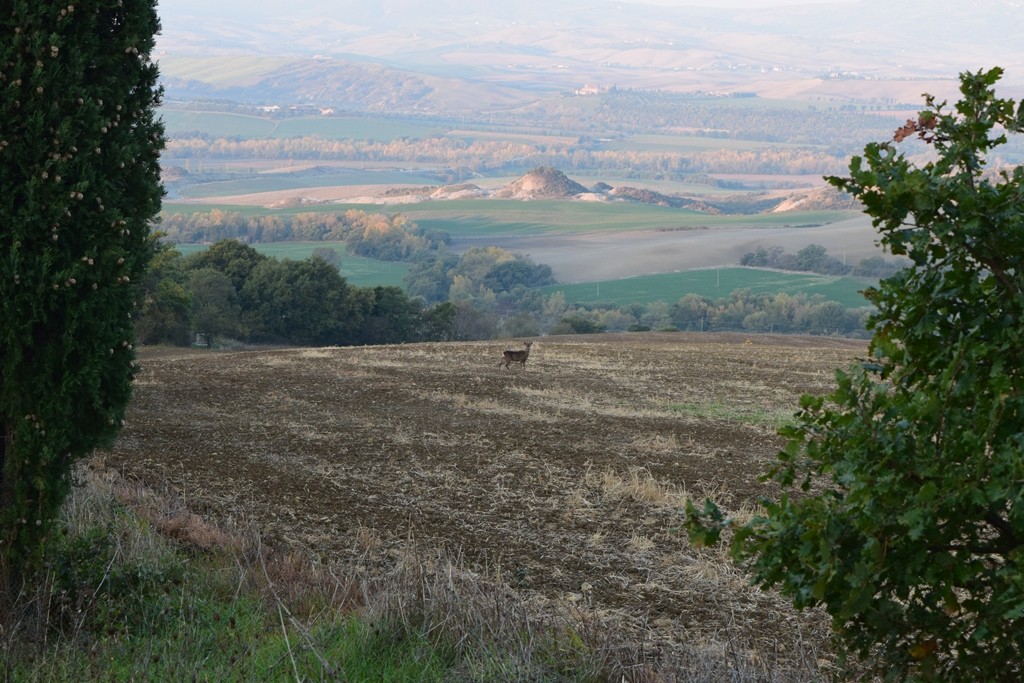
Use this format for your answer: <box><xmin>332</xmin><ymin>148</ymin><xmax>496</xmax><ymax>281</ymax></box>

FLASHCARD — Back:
<box><xmin>619</xmin><ymin>0</ymin><xmax>850</xmax><ymax>4</ymax></box>
<box><xmin>160</xmin><ymin>0</ymin><xmax>856</xmax><ymax>11</ymax></box>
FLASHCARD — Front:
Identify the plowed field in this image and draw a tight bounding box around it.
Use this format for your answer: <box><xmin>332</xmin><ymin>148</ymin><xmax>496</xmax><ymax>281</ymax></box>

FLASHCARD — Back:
<box><xmin>97</xmin><ymin>332</ymin><xmax>865</xmax><ymax>674</ymax></box>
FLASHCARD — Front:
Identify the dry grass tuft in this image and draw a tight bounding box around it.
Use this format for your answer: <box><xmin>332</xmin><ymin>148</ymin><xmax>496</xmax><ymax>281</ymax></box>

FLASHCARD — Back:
<box><xmin>630</xmin><ymin>432</ymin><xmax>680</xmax><ymax>453</ymax></box>
<box><xmin>591</xmin><ymin>466</ymin><xmax>690</xmax><ymax>508</ymax></box>
<box><xmin>357</xmin><ymin>546</ymin><xmax>662</xmax><ymax>681</ymax></box>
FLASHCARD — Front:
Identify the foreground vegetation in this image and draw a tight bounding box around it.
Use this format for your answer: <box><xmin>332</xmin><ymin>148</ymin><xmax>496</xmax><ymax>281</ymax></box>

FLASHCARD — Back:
<box><xmin>1</xmin><ymin>468</ymin><xmax>651</xmax><ymax>681</ymax></box>
<box><xmin>688</xmin><ymin>69</ymin><xmax>1024</xmax><ymax>680</ymax></box>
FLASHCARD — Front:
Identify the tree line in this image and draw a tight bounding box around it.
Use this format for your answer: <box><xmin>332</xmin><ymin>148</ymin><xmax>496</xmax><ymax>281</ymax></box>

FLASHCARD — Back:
<box><xmin>484</xmin><ymin>289</ymin><xmax>872</xmax><ymax>340</ymax></box>
<box><xmin>157</xmin><ymin>209</ymin><xmax>449</xmax><ymax>261</ymax></box>
<box><xmin>740</xmin><ymin>243</ymin><xmax>908</xmax><ymax>277</ymax></box>
<box><xmin>137</xmin><ymin>233</ymin><xmax>873</xmax><ymax>348</ymax></box>
<box><xmin>164</xmin><ymin>134</ymin><xmax>852</xmax><ymax>178</ymax></box>
<box><xmin>148</xmin><ymin>207</ymin><xmax>886</xmax><ymax>344</ymax></box>
<box><xmin>137</xmin><ymin>240</ymin><xmax>457</xmax><ymax>347</ymax></box>
<box><xmin>400</xmin><ymin>246</ymin><xmax>872</xmax><ymax>338</ymax></box>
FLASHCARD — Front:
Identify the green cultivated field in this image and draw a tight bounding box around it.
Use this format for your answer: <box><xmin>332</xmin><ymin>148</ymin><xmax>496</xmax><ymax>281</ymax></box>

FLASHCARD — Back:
<box><xmin>160</xmin><ymin>110</ymin><xmax>448</xmax><ymax>141</ymax></box>
<box><xmin>172</xmin><ymin>242</ymin><xmax>408</xmax><ymax>288</ymax></box>
<box><xmin>338</xmin><ymin>200</ymin><xmax>852</xmax><ymax>238</ymax></box>
<box><xmin>160</xmin><ymin>111</ymin><xmax>278</xmax><ymax>138</ymax></box>
<box><xmin>544</xmin><ymin>267</ymin><xmax>872</xmax><ymax>308</ymax></box>
<box><xmin>173</xmin><ymin>169</ymin><xmax>443</xmax><ymax>200</ymax></box>
<box><xmin>160</xmin><ymin>106</ymin><xmax>815</xmax><ymax>154</ymax></box>
<box><xmin>159</xmin><ymin>201</ymin><xmax>868</xmax><ymax>307</ymax></box>
<box><xmin>272</xmin><ymin>117</ymin><xmax>444</xmax><ymax>140</ymax></box>
<box><xmin>162</xmin><ymin>200</ymin><xmax>856</xmax><ymax>238</ymax></box>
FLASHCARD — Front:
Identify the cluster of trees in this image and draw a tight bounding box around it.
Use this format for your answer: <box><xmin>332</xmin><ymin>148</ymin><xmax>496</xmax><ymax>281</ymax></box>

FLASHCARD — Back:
<box><xmin>135</xmin><ymin>236</ymin><xmax>870</xmax><ymax>348</ymax></box>
<box><xmin>136</xmin><ymin>240</ymin><xmax>457</xmax><ymax>347</ymax></box>
<box><xmin>740</xmin><ymin>243</ymin><xmax>908</xmax><ymax>277</ymax></box>
<box><xmin>403</xmin><ymin>246</ymin><xmax>555</xmax><ymax>306</ymax></box>
<box><xmin>665</xmin><ymin>290</ymin><xmax>869</xmax><ymax>335</ymax></box>
<box><xmin>158</xmin><ymin>209</ymin><xmax>449</xmax><ymax>261</ymax></box>
<box><xmin>166</xmin><ymin>134</ymin><xmax>537</xmax><ymax>167</ymax></box>
<box><xmin>164</xmin><ymin>134</ymin><xmax>852</xmax><ymax>178</ymax></box>
<box><xmin>152</xmin><ymin>210</ymin><xmax>879</xmax><ymax>341</ymax></box>
<box><xmin>401</xmin><ymin>277</ymin><xmax>871</xmax><ymax>340</ymax></box>
<box><xmin>533</xmin><ymin>290</ymin><xmax>871</xmax><ymax>338</ymax></box>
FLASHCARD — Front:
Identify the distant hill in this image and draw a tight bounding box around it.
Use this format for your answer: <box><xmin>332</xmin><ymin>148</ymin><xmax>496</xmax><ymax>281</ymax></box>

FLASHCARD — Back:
<box><xmin>157</xmin><ymin>58</ymin><xmax>534</xmax><ymax>114</ymax></box>
<box><xmin>770</xmin><ymin>187</ymin><xmax>862</xmax><ymax>213</ymax></box>
<box><xmin>494</xmin><ymin>167</ymin><xmax>590</xmax><ymax>199</ymax></box>
<box><xmin>608</xmin><ymin>186</ymin><xmax>720</xmax><ymax>214</ymax></box>
<box><xmin>156</xmin><ymin>0</ymin><xmax>1024</xmax><ymax>112</ymax></box>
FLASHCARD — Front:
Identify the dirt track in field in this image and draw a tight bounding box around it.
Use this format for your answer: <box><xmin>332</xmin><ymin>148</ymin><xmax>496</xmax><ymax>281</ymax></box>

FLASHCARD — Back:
<box><xmin>97</xmin><ymin>333</ymin><xmax>865</xmax><ymax>671</ymax></box>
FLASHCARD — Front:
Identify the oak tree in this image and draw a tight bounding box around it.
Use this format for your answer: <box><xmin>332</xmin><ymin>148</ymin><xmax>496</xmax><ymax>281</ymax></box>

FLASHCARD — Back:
<box><xmin>687</xmin><ymin>68</ymin><xmax>1024</xmax><ymax>680</ymax></box>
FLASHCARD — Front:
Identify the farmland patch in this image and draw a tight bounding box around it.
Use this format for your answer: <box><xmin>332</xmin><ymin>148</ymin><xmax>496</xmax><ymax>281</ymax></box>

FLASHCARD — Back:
<box><xmin>99</xmin><ymin>333</ymin><xmax>863</xmax><ymax>673</ymax></box>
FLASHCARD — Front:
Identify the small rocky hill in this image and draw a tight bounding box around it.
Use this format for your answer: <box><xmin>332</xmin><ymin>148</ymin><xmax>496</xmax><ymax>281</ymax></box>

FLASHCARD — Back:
<box><xmin>495</xmin><ymin>167</ymin><xmax>589</xmax><ymax>199</ymax></box>
<box><xmin>770</xmin><ymin>186</ymin><xmax>862</xmax><ymax>213</ymax></box>
<box><xmin>609</xmin><ymin>186</ymin><xmax>721</xmax><ymax>214</ymax></box>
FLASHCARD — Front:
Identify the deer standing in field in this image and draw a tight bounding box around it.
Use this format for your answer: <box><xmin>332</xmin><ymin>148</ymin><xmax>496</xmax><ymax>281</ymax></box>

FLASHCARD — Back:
<box><xmin>500</xmin><ymin>341</ymin><xmax>533</xmax><ymax>370</ymax></box>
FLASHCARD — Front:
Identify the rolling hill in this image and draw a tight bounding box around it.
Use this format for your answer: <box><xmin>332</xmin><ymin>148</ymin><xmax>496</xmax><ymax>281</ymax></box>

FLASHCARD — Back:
<box><xmin>156</xmin><ymin>0</ymin><xmax>1024</xmax><ymax>112</ymax></box>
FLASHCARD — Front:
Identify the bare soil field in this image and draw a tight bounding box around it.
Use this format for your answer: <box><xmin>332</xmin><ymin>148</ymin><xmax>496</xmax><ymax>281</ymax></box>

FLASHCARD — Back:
<box><xmin>96</xmin><ymin>333</ymin><xmax>866</xmax><ymax>676</ymax></box>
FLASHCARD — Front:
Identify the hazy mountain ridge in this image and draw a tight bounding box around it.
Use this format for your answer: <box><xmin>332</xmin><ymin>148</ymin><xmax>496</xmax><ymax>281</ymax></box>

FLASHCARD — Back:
<box><xmin>158</xmin><ymin>0</ymin><xmax>1024</xmax><ymax>107</ymax></box>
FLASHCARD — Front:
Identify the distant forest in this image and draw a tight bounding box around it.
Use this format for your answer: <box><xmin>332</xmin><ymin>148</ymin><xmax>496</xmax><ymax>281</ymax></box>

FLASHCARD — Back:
<box><xmin>157</xmin><ymin>209</ymin><xmax>449</xmax><ymax>261</ymax></box>
<box><xmin>147</xmin><ymin>208</ymin><xmax>893</xmax><ymax>345</ymax></box>
<box><xmin>139</xmin><ymin>237</ymin><xmax>875</xmax><ymax>347</ymax></box>
<box><xmin>164</xmin><ymin>134</ymin><xmax>852</xmax><ymax>178</ymax></box>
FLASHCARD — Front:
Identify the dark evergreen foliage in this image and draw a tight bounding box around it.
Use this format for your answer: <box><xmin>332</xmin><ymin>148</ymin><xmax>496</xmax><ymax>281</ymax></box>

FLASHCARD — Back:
<box><xmin>0</xmin><ymin>0</ymin><xmax>165</xmax><ymax>591</ymax></box>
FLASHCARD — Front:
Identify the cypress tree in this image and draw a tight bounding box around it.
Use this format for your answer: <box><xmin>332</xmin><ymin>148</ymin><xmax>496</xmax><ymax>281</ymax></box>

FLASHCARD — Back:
<box><xmin>0</xmin><ymin>0</ymin><xmax>164</xmax><ymax>594</ymax></box>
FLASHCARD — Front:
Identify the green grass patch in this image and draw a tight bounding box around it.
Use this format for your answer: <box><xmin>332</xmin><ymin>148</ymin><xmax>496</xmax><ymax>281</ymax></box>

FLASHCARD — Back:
<box><xmin>390</xmin><ymin>201</ymin><xmax>854</xmax><ymax>238</ymax></box>
<box><xmin>164</xmin><ymin>198</ymin><xmax>714</xmax><ymax>236</ymax></box>
<box><xmin>171</xmin><ymin>241</ymin><xmax>409</xmax><ymax>288</ymax></box>
<box><xmin>160</xmin><ymin>108</ymin><xmax>447</xmax><ymax>141</ymax></box>
<box><xmin>173</xmin><ymin>168</ymin><xmax>442</xmax><ymax>200</ymax></box>
<box><xmin>544</xmin><ymin>267</ymin><xmax>872</xmax><ymax>308</ymax></box>
<box><xmin>395</xmin><ymin>199</ymin><xmax>698</xmax><ymax>236</ymax></box>
<box><xmin>316</xmin><ymin>619</ymin><xmax>456</xmax><ymax>681</ymax></box>
<box><xmin>160</xmin><ymin>110</ymin><xmax>278</xmax><ymax>138</ymax></box>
